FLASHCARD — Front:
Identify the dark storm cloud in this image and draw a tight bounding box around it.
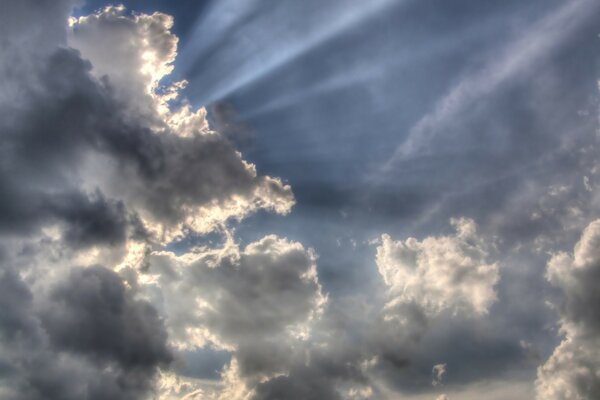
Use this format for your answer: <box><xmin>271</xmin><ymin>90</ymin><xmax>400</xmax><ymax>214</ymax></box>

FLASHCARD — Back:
<box><xmin>0</xmin><ymin>266</ymin><xmax>172</xmax><ymax>400</ymax></box>
<box><xmin>40</xmin><ymin>266</ymin><xmax>172</xmax><ymax>369</ymax></box>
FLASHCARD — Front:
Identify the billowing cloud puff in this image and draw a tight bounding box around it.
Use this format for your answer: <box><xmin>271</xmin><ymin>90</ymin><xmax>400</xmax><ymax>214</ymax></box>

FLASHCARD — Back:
<box><xmin>143</xmin><ymin>235</ymin><xmax>326</xmax><ymax>396</ymax></box>
<box><xmin>69</xmin><ymin>5</ymin><xmax>178</xmax><ymax>110</ymax></box>
<box><xmin>141</xmin><ymin>235</ymin><xmax>326</xmax><ymax>398</ymax></box>
<box><xmin>376</xmin><ymin>218</ymin><xmax>499</xmax><ymax>317</ymax></box>
<box><xmin>0</xmin><ymin>3</ymin><xmax>294</xmax><ymax>249</ymax></box>
<box><xmin>536</xmin><ymin>337</ymin><xmax>600</xmax><ymax>400</ymax></box>
<box><xmin>359</xmin><ymin>219</ymin><xmax>501</xmax><ymax>396</ymax></box>
<box><xmin>536</xmin><ymin>220</ymin><xmax>600</xmax><ymax>399</ymax></box>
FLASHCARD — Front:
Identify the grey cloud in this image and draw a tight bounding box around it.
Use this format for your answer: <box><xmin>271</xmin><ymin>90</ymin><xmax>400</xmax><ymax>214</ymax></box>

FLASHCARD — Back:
<box><xmin>250</xmin><ymin>342</ymin><xmax>370</xmax><ymax>400</ymax></box>
<box><xmin>1</xmin><ymin>3</ymin><xmax>293</xmax><ymax>247</ymax></box>
<box><xmin>214</xmin><ymin>217</ymin><xmax>503</xmax><ymax>399</ymax></box>
<box><xmin>142</xmin><ymin>235</ymin><xmax>328</xmax><ymax>395</ymax></box>
<box><xmin>199</xmin><ymin>238</ymin><xmax>322</xmax><ymax>343</ymax></box>
<box><xmin>546</xmin><ymin>220</ymin><xmax>600</xmax><ymax>335</ymax></box>
<box><xmin>48</xmin><ymin>191</ymin><xmax>129</xmax><ymax>248</ymax></box>
<box><xmin>252</xmin><ymin>372</ymin><xmax>344</xmax><ymax>400</ymax></box>
<box><xmin>0</xmin><ymin>2</ymin><xmax>298</xmax><ymax>399</ymax></box>
<box><xmin>0</xmin><ymin>265</ymin><xmax>171</xmax><ymax>400</ymax></box>
<box><xmin>0</xmin><ymin>268</ymin><xmax>37</xmax><ymax>343</ymax></box>
<box><xmin>40</xmin><ymin>266</ymin><xmax>172</xmax><ymax>369</ymax></box>
<box><xmin>0</xmin><ymin>45</ymin><xmax>140</xmax><ymax>242</ymax></box>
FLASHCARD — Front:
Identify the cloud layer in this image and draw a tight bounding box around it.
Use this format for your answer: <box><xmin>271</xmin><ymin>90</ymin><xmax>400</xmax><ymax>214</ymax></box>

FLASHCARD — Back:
<box><xmin>1</xmin><ymin>1</ymin><xmax>600</xmax><ymax>399</ymax></box>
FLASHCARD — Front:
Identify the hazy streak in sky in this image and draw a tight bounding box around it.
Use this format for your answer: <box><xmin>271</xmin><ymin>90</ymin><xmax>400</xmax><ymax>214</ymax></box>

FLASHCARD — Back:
<box><xmin>178</xmin><ymin>0</ymin><xmax>262</xmax><ymax>72</ymax></box>
<box><xmin>240</xmin><ymin>14</ymin><xmax>505</xmax><ymax>119</ymax></box>
<box><xmin>381</xmin><ymin>0</ymin><xmax>596</xmax><ymax>171</ymax></box>
<box><xmin>182</xmin><ymin>0</ymin><xmax>404</xmax><ymax>106</ymax></box>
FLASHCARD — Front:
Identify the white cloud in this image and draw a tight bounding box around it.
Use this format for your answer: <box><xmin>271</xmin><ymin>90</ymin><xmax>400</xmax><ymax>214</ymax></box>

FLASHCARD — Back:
<box><xmin>432</xmin><ymin>363</ymin><xmax>447</xmax><ymax>387</ymax></box>
<box><xmin>536</xmin><ymin>220</ymin><xmax>600</xmax><ymax>399</ymax></box>
<box><xmin>376</xmin><ymin>218</ymin><xmax>499</xmax><ymax>317</ymax></box>
<box><xmin>64</xmin><ymin>5</ymin><xmax>294</xmax><ymax>242</ymax></box>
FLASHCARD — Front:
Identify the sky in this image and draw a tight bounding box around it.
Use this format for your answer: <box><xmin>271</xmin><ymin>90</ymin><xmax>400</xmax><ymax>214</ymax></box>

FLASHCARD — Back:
<box><xmin>1</xmin><ymin>0</ymin><xmax>600</xmax><ymax>399</ymax></box>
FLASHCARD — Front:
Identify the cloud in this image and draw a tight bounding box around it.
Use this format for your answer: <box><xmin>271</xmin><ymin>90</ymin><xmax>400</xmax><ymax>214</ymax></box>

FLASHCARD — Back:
<box><xmin>69</xmin><ymin>5</ymin><xmax>178</xmax><ymax>107</ymax></box>
<box><xmin>364</xmin><ymin>218</ymin><xmax>501</xmax><ymax>393</ymax></box>
<box><xmin>2</xmin><ymin>1</ymin><xmax>597</xmax><ymax>399</ymax></box>
<box><xmin>0</xmin><ymin>266</ymin><xmax>171</xmax><ymax>400</ymax></box>
<box><xmin>140</xmin><ymin>234</ymin><xmax>327</xmax><ymax>396</ymax></box>
<box><xmin>376</xmin><ymin>218</ymin><xmax>499</xmax><ymax>317</ymax></box>
<box><xmin>252</xmin><ymin>371</ymin><xmax>344</xmax><ymax>400</ymax></box>
<box><xmin>249</xmin><ymin>349</ymin><xmax>370</xmax><ymax>400</ymax></box>
<box><xmin>0</xmin><ymin>3</ymin><xmax>294</xmax><ymax>249</ymax></box>
<box><xmin>432</xmin><ymin>363</ymin><xmax>447</xmax><ymax>387</ymax></box>
<box><xmin>0</xmin><ymin>2</ymin><xmax>298</xmax><ymax>398</ymax></box>
<box><xmin>40</xmin><ymin>266</ymin><xmax>172</xmax><ymax>369</ymax></box>
<box><xmin>536</xmin><ymin>220</ymin><xmax>600</xmax><ymax>399</ymax></box>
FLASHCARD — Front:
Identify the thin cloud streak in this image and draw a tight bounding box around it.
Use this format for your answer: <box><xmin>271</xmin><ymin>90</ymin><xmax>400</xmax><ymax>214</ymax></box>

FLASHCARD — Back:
<box><xmin>178</xmin><ymin>0</ymin><xmax>262</xmax><ymax>72</ymax></box>
<box><xmin>240</xmin><ymin>13</ymin><xmax>506</xmax><ymax>119</ymax></box>
<box><xmin>381</xmin><ymin>0</ymin><xmax>597</xmax><ymax>171</ymax></box>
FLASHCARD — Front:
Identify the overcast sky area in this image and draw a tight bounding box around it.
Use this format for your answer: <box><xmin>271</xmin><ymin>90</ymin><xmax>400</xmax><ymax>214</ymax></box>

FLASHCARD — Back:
<box><xmin>1</xmin><ymin>0</ymin><xmax>600</xmax><ymax>399</ymax></box>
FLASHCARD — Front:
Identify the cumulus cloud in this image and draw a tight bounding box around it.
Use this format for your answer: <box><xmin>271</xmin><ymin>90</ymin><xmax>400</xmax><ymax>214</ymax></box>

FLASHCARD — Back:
<box><xmin>358</xmin><ymin>219</ymin><xmax>502</xmax><ymax>397</ymax></box>
<box><xmin>536</xmin><ymin>220</ymin><xmax>600</xmax><ymax>399</ymax></box>
<box><xmin>1</xmin><ymin>3</ymin><xmax>294</xmax><ymax>249</ymax></box>
<box><xmin>4</xmin><ymin>1</ymin><xmax>594</xmax><ymax>399</ymax></box>
<box><xmin>376</xmin><ymin>218</ymin><xmax>499</xmax><ymax>318</ymax></box>
<box><xmin>69</xmin><ymin>5</ymin><xmax>179</xmax><ymax>113</ymax></box>
<box><xmin>0</xmin><ymin>2</ymin><xmax>299</xmax><ymax>398</ymax></box>
<box><xmin>140</xmin><ymin>235</ymin><xmax>326</xmax><ymax>396</ymax></box>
